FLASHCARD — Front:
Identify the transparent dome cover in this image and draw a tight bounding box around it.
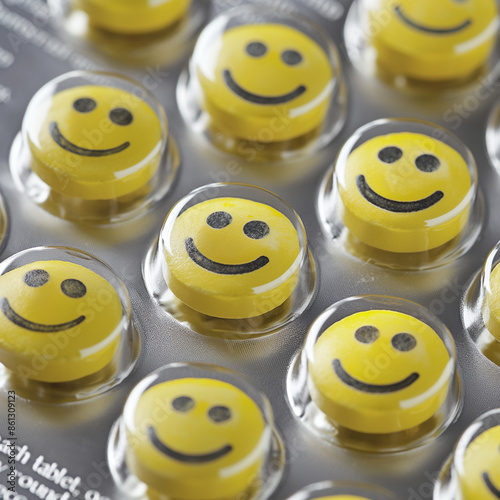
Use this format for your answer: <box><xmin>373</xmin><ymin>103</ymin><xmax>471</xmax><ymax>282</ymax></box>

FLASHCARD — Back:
<box><xmin>107</xmin><ymin>363</ymin><xmax>284</xmax><ymax>500</ymax></box>
<box><xmin>177</xmin><ymin>4</ymin><xmax>347</xmax><ymax>162</ymax></box>
<box><xmin>287</xmin><ymin>295</ymin><xmax>461</xmax><ymax>453</ymax></box>
<box><xmin>434</xmin><ymin>408</ymin><xmax>500</xmax><ymax>500</ymax></box>
<box><xmin>143</xmin><ymin>182</ymin><xmax>316</xmax><ymax>338</ymax></box>
<box><xmin>462</xmin><ymin>239</ymin><xmax>500</xmax><ymax>367</ymax></box>
<box><xmin>486</xmin><ymin>100</ymin><xmax>500</xmax><ymax>176</ymax></box>
<box><xmin>318</xmin><ymin>118</ymin><xmax>482</xmax><ymax>271</ymax></box>
<box><xmin>344</xmin><ymin>0</ymin><xmax>500</xmax><ymax>92</ymax></box>
<box><xmin>48</xmin><ymin>0</ymin><xmax>210</xmax><ymax>67</ymax></box>
<box><xmin>10</xmin><ymin>70</ymin><xmax>179</xmax><ymax>224</ymax></box>
<box><xmin>0</xmin><ymin>246</ymin><xmax>140</xmax><ymax>403</ymax></box>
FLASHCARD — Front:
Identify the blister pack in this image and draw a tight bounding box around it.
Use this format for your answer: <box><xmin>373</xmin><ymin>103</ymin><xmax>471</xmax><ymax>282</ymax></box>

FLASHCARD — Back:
<box><xmin>0</xmin><ymin>1</ymin><xmax>500</xmax><ymax>499</ymax></box>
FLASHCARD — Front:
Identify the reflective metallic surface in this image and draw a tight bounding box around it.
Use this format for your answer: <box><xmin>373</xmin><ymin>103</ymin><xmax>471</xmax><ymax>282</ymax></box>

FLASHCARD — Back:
<box><xmin>0</xmin><ymin>0</ymin><xmax>500</xmax><ymax>499</ymax></box>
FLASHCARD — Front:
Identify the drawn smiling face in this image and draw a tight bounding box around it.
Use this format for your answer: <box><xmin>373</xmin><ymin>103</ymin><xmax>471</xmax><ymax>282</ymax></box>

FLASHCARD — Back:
<box><xmin>27</xmin><ymin>85</ymin><xmax>163</xmax><ymax>200</ymax></box>
<box><xmin>368</xmin><ymin>0</ymin><xmax>499</xmax><ymax>81</ymax></box>
<box><xmin>338</xmin><ymin>132</ymin><xmax>473</xmax><ymax>253</ymax></box>
<box><xmin>127</xmin><ymin>378</ymin><xmax>269</xmax><ymax>499</ymax></box>
<box><xmin>165</xmin><ymin>197</ymin><xmax>301</xmax><ymax>319</ymax></box>
<box><xmin>197</xmin><ymin>23</ymin><xmax>334</xmax><ymax>141</ymax></box>
<box><xmin>459</xmin><ymin>425</ymin><xmax>500</xmax><ymax>499</ymax></box>
<box><xmin>0</xmin><ymin>261</ymin><xmax>122</xmax><ymax>383</ymax></box>
<box><xmin>308</xmin><ymin>310</ymin><xmax>451</xmax><ymax>434</ymax></box>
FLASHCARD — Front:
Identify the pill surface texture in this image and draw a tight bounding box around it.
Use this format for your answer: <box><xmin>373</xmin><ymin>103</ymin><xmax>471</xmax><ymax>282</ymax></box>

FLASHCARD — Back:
<box><xmin>126</xmin><ymin>378</ymin><xmax>268</xmax><ymax>499</ymax></box>
<box><xmin>0</xmin><ymin>260</ymin><xmax>122</xmax><ymax>382</ymax></box>
<box><xmin>28</xmin><ymin>85</ymin><xmax>163</xmax><ymax>200</ymax></box>
<box><xmin>165</xmin><ymin>197</ymin><xmax>301</xmax><ymax>319</ymax></box>
<box><xmin>459</xmin><ymin>425</ymin><xmax>500</xmax><ymax>500</ymax></box>
<box><xmin>198</xmin><ymin>24</ymin><xmax>334</xmax><ymax>142</ymax></box>
<box><xmin>369</xmin><ymin>0</ymin><xmax>499</xmax><ymax>81</ymax></box>
<box><xmin>309</xmin><ymin>310</ymin><xmax>451</xmax><ymax>434</ymax></box>
<box><xmin>338</xmin><ymin>132</ymin><xmax>472</xmax><ymax>253</ymax></box>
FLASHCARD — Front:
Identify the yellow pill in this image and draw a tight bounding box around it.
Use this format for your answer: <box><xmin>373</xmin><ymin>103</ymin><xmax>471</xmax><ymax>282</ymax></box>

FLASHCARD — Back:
<box><xmin>28</xmin><ymin>85</ymin><xmax>163</xmax><ymax>200</ymax></box>
<box><xmin>126</xmin><ymin>378</ymin><xmax>268</xmax><ymax>499</ymax></box>
<box><xmin>0</xmin><ymin>261</ymin><xmax>122</xmax><ymax>383</ymax></box>
<box><xmin>458</xmin><ymin>425</ymin><xmax>500</xmax><ymax>500</ymax></box>
<box><xmin>165</xmin><ymin>197</ymin><xmax>301</xmax><ymax>319</ymax></box>
<box><xmin>198</xmin><ymin>24</ymin><xmax>334</xmax><ymax>142</ymax></box>
<box><xmin>338</xmin><ymin>132</ymin><xmax>472</xmax><ymax>253</ymax></box>
<box><xmin>309</xmin><ymin>310</ymin><xmax>451</xmax><ymax>434</ymax></box>
<box><xmin>368</xmin><ymin>0</ymin><xmax>499</xmax><ymax>81</ymax></box>
<box><xmin>483</xmin><ymin>264</ymin><xmax>500</xmax><ymax>343</ymax></box>
<box><xmin>78</xmin><ymin>0</ymin><xmax>191</xmax><ymax>35</ymax></box>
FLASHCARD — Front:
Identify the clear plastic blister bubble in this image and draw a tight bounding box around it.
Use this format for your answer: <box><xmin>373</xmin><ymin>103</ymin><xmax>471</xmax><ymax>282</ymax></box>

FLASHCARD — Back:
<box><xmin>434</xmin><ymin>408</ymin><xmax>500</xmax><ymax>500</ymax></box>
<box><xmin>107</xmin><ymin>363</ymin><xmax>284</xmax><ymax>500</ymax></box>
<box><xmin>143</xmin><ymin>182</ymin><xmax>316</xmax><ymax>339</ymax></box>
<box><xmin>10</xmin><ymin>70</ymin><xmax>179</xmax><ymax>225</ymax></box>
<box><xmin>0</xmin><ymin>246</ymin><xmax>140</xmax><ymax>404</ymax></box>
<box><xmin>0</xmin><ymin>188</ymin><xmax>9</xmax><ymax>255</ymax></box>
<box><xmin>486</xmin><ymin>100</ymin><xmax>500</xmax><ymax>175</ymax></box>
<box><xmin>48</xmin><ymin>0</ymin><xmax>210</xmax><ymax>67</ymax></box>
<box><xmin>286</xmin><ymin>295</ymin><xmax>461</xmax><ymax>453</ymax></box>
<box><xmin>177</xmin><ymin>4</ymin><xmax>347</xmax><ymax>163</ymax></box>
<box><xmin>461</xmin><ymin>240</ymin><xmax>500</xmax><ymax>367</ymax></box>
<box><xmin>317</xmin><ymin>118</ymin><xmax>483</xmax><ymax>271</ymax></box>
<box><xmin>286</xmin><ymin>481</ymin><xmax>397</xmax><ymax>500</ymax></box>
<box><xmin>344</xmin><ymin>0</ymin><xmax>500</xmax><ymax>93</ymax></box>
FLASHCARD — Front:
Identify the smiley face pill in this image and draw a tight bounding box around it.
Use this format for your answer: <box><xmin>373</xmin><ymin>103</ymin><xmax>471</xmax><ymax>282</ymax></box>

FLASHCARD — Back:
<box><xmin>309</xmin><ymin>310</ymin><xmax>451</xmax><ymax>434</ymax></box>
<box><xmin>125</xmin><ymin>378</ymin><xmax>269</xmax><ymax>499</ymax></box>
<box><xmin>196</xmin><ymin>23</ymin><xmax>334</xmax><ymax>142</ymax></box>
<box><xmin>0</xmin><ymin>261</ymin><xmax>122</xmax><ymax>383</ymax></box>
<box><xmin>165</xmin><ymin>197</ymin><xmax>301</xmax><ymax>319</ymax></box>
<box><xmin>366</xmin><ymin>0</ymin><xmax>499</xmax><ymax>82</ymax></box>
<box><xmin>26</xmin><ymin>84</ymin><xmax>163</xmax><ymax>201</ymax></box>
<box><xmin>78</xmin><ymin>0</ymin><xmax>191</xmax><ymax>35</ymax></box>
<box><xmin>458</xmin><ymin>425</ymin><xmax>500</xmax><ymax>499</ymax></box>
<box><xmin>338</xmin><ymin>132</ymin><xmax>473</xmax><ymax>254</ymax></box>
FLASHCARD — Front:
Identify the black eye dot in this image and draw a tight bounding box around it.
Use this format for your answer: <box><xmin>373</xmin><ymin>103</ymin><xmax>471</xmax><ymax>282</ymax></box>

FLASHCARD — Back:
<box><xmin>207</xmin><ymin>211</ymin><xmax>232</xmax><ymax>229</ymax></box>
<box><xmin>24</xmin><ymin>269</ymin><xmax>49</xmax><ymax>288</ymax></box>
<box><xmin>243</xmin><ymin>220</ymin><xmax>270</xmax><ymax>239</ymax></box>
<box><xmin>73</xmin><ymin>97</ymin><xmax>96</xmax><ymax>113</ymax></box>
<box><xmin>109</xmin><ymin>108</ymin><xmax>133</xmax><ymax>126</ymax></box>
<box><xmin>282</xmin><ymin>50</ymin><xmax>303</xmax><ymax>66</ymax></box>
<box><xmin>172</xmin><ymin>396</ymin><xmax>195</xmax><ymax>413</ymax></box>
<box><xmin>355</xmin><ymin>325</ymin><xmax>380</xmax><ymax>344</ymax></box>
<box><xmin>246</xmin><ymin>42</ymin><xmax>267</xmax><ymax>57</ymax></box>
<box><xmin>378</xmin><ymin>146</ymin><xmax>403</xmax><ymax>164</ymax></box>
<box><xmin>208</xmin><ymin>406</ymin><xmax>231</xmax><ymax>423</ymax></box>
<box><xmin>415</xmin><ymin>154</ymin><xmax>441</xmax><ymax>173</ymax></box>
<box><xmin>392</xmin><ymin>333</ymin><xmax>417</xmax><ymax>352</ymax></box>
<box><xmin>60</xmin><ymin>279</ymin><xmax>87</xmax><ymax>299</ymax></box>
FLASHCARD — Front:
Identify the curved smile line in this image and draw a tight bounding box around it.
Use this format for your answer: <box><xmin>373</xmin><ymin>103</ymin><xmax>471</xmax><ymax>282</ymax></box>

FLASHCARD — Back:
<box><xmin>185</xmin><ymin>238</ymin><xmax>269</xmax><ymax>275</ymax></box>
<box><xmin>223</xmin><ymin>70</ymin><xmax>306</xmax><ymax>105</ymax></box>
<box><xmin>357</xmin><ymin>175</ymin><xmax>444</xmax><ymax>213</ymax></box>
<box><xmin>50</xmin><ymin>122</ymin><xmax>130</xmax><ymax>157</ymax></box>
<box><xmin>1</xmin><ymin>298</ymin><xmax>85</xmax><ymax>333</ymax></box>
<box><xmin>484</xmin><ymin>472</ymin><xmax>500</xmax><ymax>499</ymax></box>
<box><xmin>148</xmin><ymin>426</ymin><xmax>232</xmax><ymax>463</ymax></box>
<box><xmin>394</xmin><ymin>5</ymin><xmax>472</xmax><ymax>35</ymax></box>
<box><xmin>333</xmin><ymin>359</ymin><xmax>419</xmax><ymax>393</ymax></box>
